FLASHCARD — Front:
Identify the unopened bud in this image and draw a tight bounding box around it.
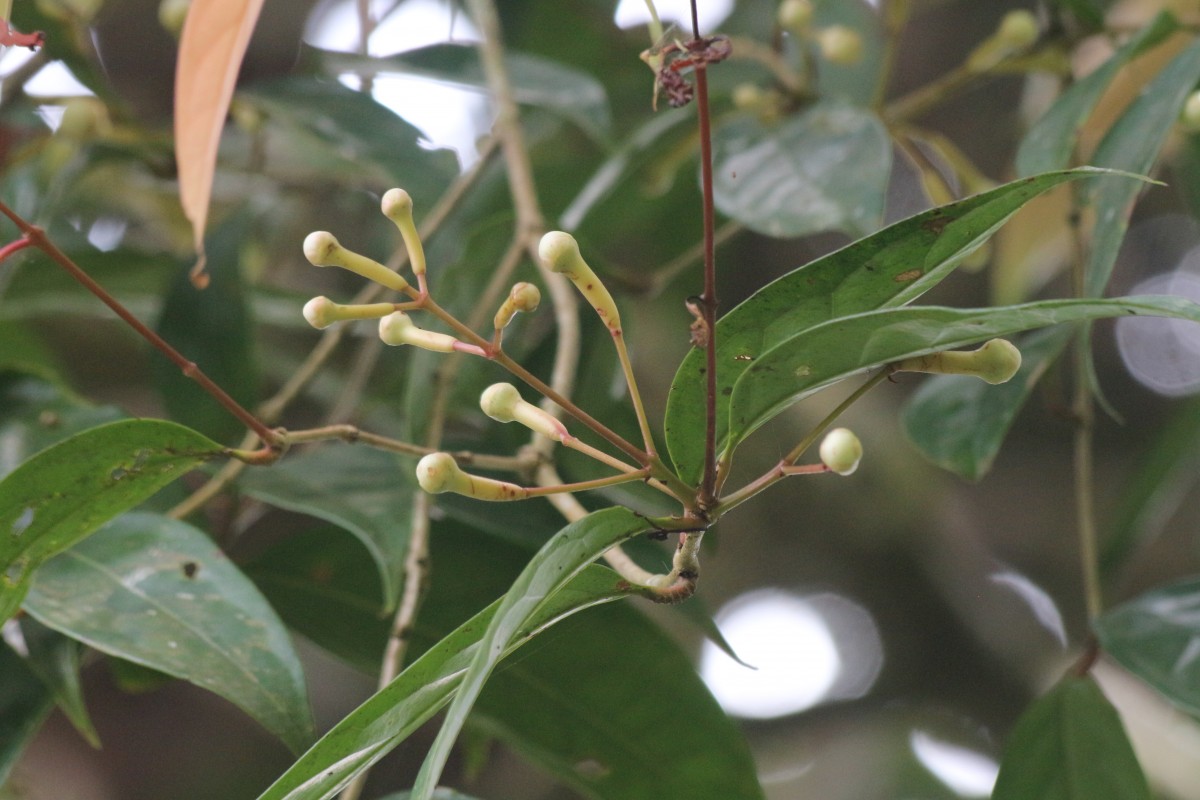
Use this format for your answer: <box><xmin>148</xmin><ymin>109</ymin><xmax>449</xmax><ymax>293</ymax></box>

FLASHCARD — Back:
<box><xmin>1182</xmin><ymin>91</ymin><xmax>1200</xmax><ymax>133</ymax></box>
<box><xmin>539</xmin><ymin>231</ymin><xmax>622</xmax><ymax>333</ymax></box>
<box><xmin>494</xmin><ymin>282</ymin><xmax>542</xmax><ymax>330</ymax></box>
<box><xmin>777</xmin><ymin>0</ymin><xmax>814</xmax><ymax>34</ymax></box>
<box><xmin>378</xmin><ymin>311</ymin><xmax>460</xmax><ymax>352</ymax></box>
<box><xmin>158</xmin><ymin>0</ymin><xmax>190</xmax><ymax>36</ymax></box>
<box><xmin>893</xmin><ymin>338</ymin><xmax>1022</xmax><ymax>385</ymax></box>
<box><xmin>380</xmin><ymin>188</ymin><xmax>426</xmax><ymax>277</ymax></box>
<box><xmin>817</xmin><ymin>25</ymin><xmax>863</xmax><ymax>66</ymax></box>
<box><xmin>416</xmin><ymin>452</ymin><xmax>528</xmax><ymax>500</ymax></box>
<box><xmin>996</xmin><ymin>10</ymin><xmax>1038</xmax><ymax>50</ymax></box>
<box><xmin>480</xmin><ymin>382</ymin><xmax>569</xmax><ymax>441</ymax></box>
<box><xmin>302</xmin><ymin>296</ymin><xmax>396</xmax><ymax>330</ymax></box>
<box><xmin>303</xmin><ymin>231</ymin><xmax>411</xmax><ymax>292</ymax></box>
<box><xmin>819</xmin><ymin>428</ymin><xmax>862</xmax><ymax>476</ymax></box>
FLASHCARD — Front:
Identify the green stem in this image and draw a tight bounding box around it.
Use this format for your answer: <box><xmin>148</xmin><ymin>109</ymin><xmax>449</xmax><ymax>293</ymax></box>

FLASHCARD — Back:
<box><xmin>713</xmin><ymin>369</ymin><xmax>889</xmax><ymax>515</ymax></box>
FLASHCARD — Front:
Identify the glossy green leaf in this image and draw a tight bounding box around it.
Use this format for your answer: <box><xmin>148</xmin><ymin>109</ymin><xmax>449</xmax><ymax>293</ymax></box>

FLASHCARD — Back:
<box><xmin>991</xmin><ymin>675</ymin><xmax>1149</xmax><ymax>800</ymax></box>
<box><xmin>412</xmin><ymin>507</ymin><xmax>652</xmax><ymax>800</ymax></box>
<box><xmin>0</xmin><ymin>419</ymin><xmax>223</xmax><ymax>622</ymax></box>
<box><xmin>727</xmin><ymin>296</ymin><xmax>1200</xmax><ymax>456</ymax></box>
<box><xmin>902</xmin><ymin>327</ymin><xmax>1071</xmax><ymax>480</ymax></box>
<box><xmin>251</xmin><ymin>524</ymin><xmax>763</xmax><ymax>800</ymax></box>
<box><xmin>153</xmin><ymin>212</ymin><xmax>260</xmax><ymax>444</ymax></box>
<box><xmin>17</xmin><ymin>617</ymin><xmax>99</xmax><ymax>747</ymax></box>
<box><xmin>1016</xmin><ymin>12</ymin><xmax>1178</xmax><ymax>177</ymax></box>
<box><xmin>1085</xmin><ymin>38</ymin><xmax>1200</xmax><ymax>297</ymax></box>
<box><xmin>254</xmin><ymin>565</ymin><xmax>638</xmax><ymax>800</ymax></box>
<box><xmin>311</xmin><ymin>43</ymin><xmax>612</xmax><ymax>140</ymax></box>
<box><xmin>237</xmin><ymin>76</ymin><xmax>458</xmax><ymax>202</ymax></box>
<box><xmin>0</xmin><ymin>642</ymin><xmax>53</xmax><ymax>786</ymax></box>
<box><xmin>1095</xmin><ymin>577</ymin><xmax>1200</xmax><ymax>718</ymax></box>
<box><xmin>665</xmin><ymin>168</ymin><xmax>1118</xmax><ymax>484</ymax></box>
<box><xmin>238</xmin><ymin>445</ymin><xmax>412</xmax><ymax>610</ymax></box>
<box><xmin>1102</xmin><ymin>398</ymin><xmax>1200</xmax><ymax>575</ymax></box>
<box><xmin>23</xmin><ymin>513</ymin><xmax>315</xmax><ymax>753</ymax></box>
<box><xmin>711</xmin><ymin>102</ymin><xmax>890</xmax><ymax>239</ymax></box>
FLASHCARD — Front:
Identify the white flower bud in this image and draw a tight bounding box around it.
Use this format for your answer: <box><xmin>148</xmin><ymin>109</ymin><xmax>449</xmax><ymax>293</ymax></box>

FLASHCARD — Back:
<box><xmin>378</xmin><ymin>311</ymin><xmax>460</xmax><ymax>352</ymax></box>
<box><xmin>777</xmin><ymin>0</ymin><xmax>814</xmax><ymax>34</ymax></box>
<box><xmin>538</xmin><ymin>231</ymin><xmax>622</xmax><ymax>333</ymax></box>
<box><xmin>493</xmin><ymin>282</ymin><xmax>542</xmax><ymax>331</ymax></box>
<box><xmin>380</xmin><ymin>188</ymin><xmax>426</xmax><ymax>277</ymax></box>
<box><xmin>480</xmin><ymin>382</ymin><xmax>569</xmax><ymax>441</ymax></box>
<box><xmin>817</xmin><ymin>25</ymin><xmax>863</xmax><ymax>66</ymax></box>
<box><xmin>302</xmin><ymin>231</ymin><xmax>410</xmax><ymax>292</ymax></box>
<box><xmin>302</xmin><ymin>296</ymin><xmax>396</xmax><ymax>330</ymax></box>
<box><xmin>893</xmin><ymin>338</ymin><xmax>1022</xmax><ymax>385</ymax></box>
<box><xmin>415</xmin><ymin>452</ymin><xmax>529</xmax><ymax>500</ymax></box>
<box><xmin>820</xmin><ymin>428</ymin><xmax>863</xmax><ymax>476</ymax></box>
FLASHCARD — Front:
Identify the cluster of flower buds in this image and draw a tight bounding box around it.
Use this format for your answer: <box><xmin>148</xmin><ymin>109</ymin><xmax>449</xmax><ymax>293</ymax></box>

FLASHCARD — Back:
<box><xmin>299</xmin><ymin>188</ymin><xmax>539</xmax><ymax>361</ymax></box>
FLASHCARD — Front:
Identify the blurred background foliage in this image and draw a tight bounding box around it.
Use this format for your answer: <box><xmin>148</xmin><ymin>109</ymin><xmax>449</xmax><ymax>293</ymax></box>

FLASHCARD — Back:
<box><xmin>3</xmin><ymin>0</ymin><xmax>1200</xmax><ymax>798</ymax></box>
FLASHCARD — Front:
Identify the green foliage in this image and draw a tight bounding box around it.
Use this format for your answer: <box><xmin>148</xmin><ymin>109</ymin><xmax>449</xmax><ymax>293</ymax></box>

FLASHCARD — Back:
<box><xmin>5</xmin><ymin>3</ymin><xmax>1200</xmax><ymax>799</ymax></box>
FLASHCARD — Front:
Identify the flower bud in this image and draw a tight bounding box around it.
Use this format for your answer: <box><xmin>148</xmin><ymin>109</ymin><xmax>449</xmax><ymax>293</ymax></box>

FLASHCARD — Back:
<box><xmin>302</xmin><ymin>296</ymin><xmax>396</xmax><ymax>330</ymax></box>
<box><xmin>777</xmin><ymin>0</ymin><xmax>814</xmax><ymax>34</ymax></box>
<box><xmin>378</xmin><ymin>311</ymin><xmax>460</xmax><ymax>352</ymax></box>
<box><xmin>996</xmin><ymin>10</ymin><xmax>1038</xmax><ymax>50</ymax></box>
<box><xmin>893</xmin><ymin>338</ymin><xmax>1022</xmax><ymax>385</ymax></box>
<box><xmin>303</xmin><ymin>231</ymin><xmax>410</xmax><ymax>292</ymax></box>
<box><xmin>416</xmin><ymin>452</ymin><xmax>529</xmax><ymax>500</ymax></box>
<box><xmin>1182</xmin><ymin>91</ymin><xmax>1200</xmax><ymax>133</ymax></box>
<box><xmin>158</xmin><ymin>0</ymin><xmax>190</xmax><ymax>37</ymax></box>
<box><xmin>539</xmin><ymin>231</ymin><xmax>622</xmax><ymax>333</ymax></box>
<box><xmin>493</xmin><ymin>282</ymin><xmax>542</xmax><ymax>331</ymax></box>
<box><xmin>817</xmin><ymin>25</ymin><xmax>863</xmax><ymax>66</ymax></box>
<box><xmin>480</xmin><ymin>382</ymin><xmax>570</xmax><ymax>441</ymax></box>
<box><xmin>819</xmin><ymin>428</ymin><xmax>862</xmax><ymax>476</ymax></box>
<box><xmin>380</xmin><ymin>188</ymin><xmax>426</xmax><ymax>277</ymax></box>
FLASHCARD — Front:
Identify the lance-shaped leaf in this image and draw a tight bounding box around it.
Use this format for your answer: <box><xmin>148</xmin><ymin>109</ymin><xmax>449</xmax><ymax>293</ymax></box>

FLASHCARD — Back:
<box><xmin>24</xmin><ymin>513</ymin><xmax>315</xmax><ymax>754</ymax></box>
<box><xmin>992</xmin><ymin>675</ymin><xmax>1149</xmax><ymax>800</ymax></box>
<box><xmin>1085</xmin><ymin>39</ymin><xmax>1200</xmax><ymax>297</ymax></box>
<box><xmin>1095</xmin><ymin>577</ymin><xmax>1200</xmax><ymax>719</ymax></box>
<box><xmin>1016</xmin><ymin>11</ymin><xmax>1179</xmax><ymax>177</ymax></box>
<box><xmin>0</xmin><ymin>642</ymin><xmax>53</xmax><ymax>785</ymax></box>
<box><xmin>727</xmin><ymin>296</ymin><xmax>1200</xmax><ymax>457</ymax></box>
<box><xmin>411</xmin><ymin>507</ymin><xmax>653</xmax><ymax>800</ymax></box>
<box><xmin>0</xmin><ymin>419</ymin><xmax>223</xmax><ymax>622</ymax></box>
<box><xmin>665</xmin><ymin>168</ymin><xmax>1124</xmax><ymax>485</ymax></box>
<box><xmin>238</xmin><ymin>445</ymin><xmax>412</xmax><ymax>610</ymax></box>
<box><xmin>254</xmin><ymin>564</ymin><xmax>639</xmax><ymax>800</ymax></box>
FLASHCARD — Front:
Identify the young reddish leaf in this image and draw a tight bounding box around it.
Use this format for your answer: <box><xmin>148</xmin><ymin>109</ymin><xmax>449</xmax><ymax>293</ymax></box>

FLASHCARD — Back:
<box><xmin>173</xmin><ymin>0</ymin><xmax>266</xmax><ymax>285</ymax></box>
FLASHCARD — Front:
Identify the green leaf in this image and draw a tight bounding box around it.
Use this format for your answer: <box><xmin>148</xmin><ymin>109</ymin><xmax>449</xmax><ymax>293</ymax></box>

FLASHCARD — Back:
<box><xmin>237</xmin><ymin>76</ymin><xmax>458</xmax><ymax>202</ymax></box>
<box><xmin>1085</xmin><ymin>38</ymin><xmax>1200</xmax><ymax>297</ymax></box>
<box><xmin>901</xmin><ymin>327</ymin><xmax>1071</xmax><ymax>480</ymax></box>
<box><xmin>0</xmin><ymin>419</ymin><xmax>222</xmax><ymax>622</ymax></box>
<box><xmin>711</xmin><ymin>102</ymin><xmax>890</xmax><ymax>239</ymax></box>
<box><xmin>23</xmin><ymin>513</ymin><xmax>315</xmax><ymax>753</ymax></box>
<box><xmin>1049</xmin><ymin>0</ymin><xmax>1116</xmax><ymax>29</ymax></box>
<box><xmin>1102</xmin><ymin>398</ymin><xmax>1200</xmax><ymax>576</ymax></box>
<box><xmin>251</xmin><ymin>524</ymin><xmax>763</xmax><ymax>800</ymax></box>
<box><xmin>310</xmin><ymin>43</ymin><xmax>612</xmax><ymax>141</ymax></box>
<box><xmin>665</xmin><ymin>168</ymin><xmax>1117</xmax><ymax>484</ymax></box>
<box><xmin>412</xmin><ymin>507</ymin><xmax>652</xmax><ymax>800</ymax></box>
<box><xmin>1095</xmin><ymin>577</ymin><xmax>1200</xmax><ymax>718</ymax></box>
<box><xmin>992</xmin><ymin>675</ymin><xmax>1149</xmax><ymax>800</ymax></box>
<box><xmin>153</xmin><ymin>212</ymin><xmax>260</xmax><ymax>444</ymax></box>
<box><xmin>17</xmin><ymin>617</ymin><xmax>99</xmax><ymax>747</ymax></box>
<box><xmin>238</xmin><ymin>445</ymin><xmax>412</xmax><ymax>610</ymax></box>
<box><xmin>1016</xmin><ymin>12</ymin><xmax>1179</xmax><ymax>177</ymax></box>
<box><xmin>0</xmin><ymin>642</ymin><xmax>53</xmax><ymax>786</ymax></box>
<box><xmin>253</xmin><ymin>565</ymin><xmax>638</xmax><ymax>800</ymax></box>
<box><xmin>727</xmin><ymin>296</ymin><xmax>1200</xmax><ymax>456</ymax></box>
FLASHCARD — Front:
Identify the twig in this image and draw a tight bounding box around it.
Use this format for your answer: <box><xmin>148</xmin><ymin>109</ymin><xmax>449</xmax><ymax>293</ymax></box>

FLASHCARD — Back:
<box><xmin>695</xmin><ymin>61</ymin><xmax>719</xmax><ymax>511</ymax></box>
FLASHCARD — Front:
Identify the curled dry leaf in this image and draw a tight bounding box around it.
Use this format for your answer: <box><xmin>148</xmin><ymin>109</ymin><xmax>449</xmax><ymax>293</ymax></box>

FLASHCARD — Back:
<box><xmin>174</xmin><ymin>0</ymin><xmax>266</xmax><ymax>287</ymax></box>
